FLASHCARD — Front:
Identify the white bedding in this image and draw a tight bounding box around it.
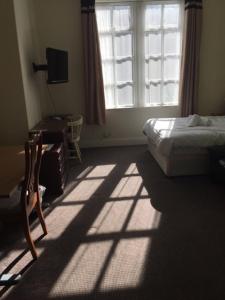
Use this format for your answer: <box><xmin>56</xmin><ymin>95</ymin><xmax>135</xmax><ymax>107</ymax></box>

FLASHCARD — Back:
<box><xmin>143</xmin><ymin>116</ymin><xmax>225</xmax><ymax>156</ymax></box>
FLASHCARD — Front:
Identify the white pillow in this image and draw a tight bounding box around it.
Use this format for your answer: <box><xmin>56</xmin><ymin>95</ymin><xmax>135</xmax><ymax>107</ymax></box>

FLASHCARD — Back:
<box><xmin>187</xmin><ymin>114</ymin><xmax>200</xmax><ymax>127</ymax></box>
<box><xmin>187</xmin><ymin>114</ymin><xmax>211</xmax><ymax>127</ymax></box>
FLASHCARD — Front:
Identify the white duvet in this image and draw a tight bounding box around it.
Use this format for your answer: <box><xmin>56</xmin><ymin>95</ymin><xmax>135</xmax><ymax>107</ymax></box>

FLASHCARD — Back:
<box><xmin>143</xmin><ymin>115</ymin><xmax>225</xmax><ymax>156</ymax></box>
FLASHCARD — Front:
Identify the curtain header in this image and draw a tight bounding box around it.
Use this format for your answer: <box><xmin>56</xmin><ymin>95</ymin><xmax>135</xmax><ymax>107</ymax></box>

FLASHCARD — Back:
<box><xmin>81</xmin><ymin>0</ymin><xmax>95</xmax><ymax>8</ymax></box>
<box><xmin>81</xmin><ymin>0</ymin><xmax>95</xmax><ymax>12</ymax></box>
<box><xmin>185</xmin><ymin>0</ymin><xmax>202</xmax><ymax>10</ymax></box>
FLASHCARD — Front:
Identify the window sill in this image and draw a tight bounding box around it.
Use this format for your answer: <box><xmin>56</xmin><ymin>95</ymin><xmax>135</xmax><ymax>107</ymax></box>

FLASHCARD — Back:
<box><xmin>106</xmin><ymin>104</ymin><xmax>179</xmax><ymax>111</ymax></box>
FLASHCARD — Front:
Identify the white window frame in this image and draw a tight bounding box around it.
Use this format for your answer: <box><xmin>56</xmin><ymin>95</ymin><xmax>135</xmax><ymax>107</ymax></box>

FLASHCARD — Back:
<box><xmin>96</xmin><ymin>0</ymin><xmax>183</xmax><ymax>110</ymax></box>
<box><xmin>97</xmin><ymin>3</ymin><xmax>137</xmax><ymax>109</ymax></box>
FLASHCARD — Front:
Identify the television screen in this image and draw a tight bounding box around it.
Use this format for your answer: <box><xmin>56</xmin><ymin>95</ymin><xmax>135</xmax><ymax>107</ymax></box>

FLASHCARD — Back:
<box><xmin>46</xmin><ymin>48</ymin><xmax>68</xmax><ymax>84</ymax></box>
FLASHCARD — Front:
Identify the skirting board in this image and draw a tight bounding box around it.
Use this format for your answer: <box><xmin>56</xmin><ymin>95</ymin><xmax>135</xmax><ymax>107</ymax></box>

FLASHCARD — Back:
<box><xmin>80</xmin><ymin>137</ymin><xmax>147</xmax><ymax>148</ymax></box>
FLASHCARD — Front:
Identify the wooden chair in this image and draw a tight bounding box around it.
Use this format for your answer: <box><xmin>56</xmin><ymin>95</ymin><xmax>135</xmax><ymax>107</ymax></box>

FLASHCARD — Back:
<box><xmin>0</xmin><ymin>133</ymin><xmax>47</xmax><ymax>260</ymax></box>
<box><xmin>67</xmin><ymin>115</ymin><xmax>83</xmax><ymax>162</ymax></box>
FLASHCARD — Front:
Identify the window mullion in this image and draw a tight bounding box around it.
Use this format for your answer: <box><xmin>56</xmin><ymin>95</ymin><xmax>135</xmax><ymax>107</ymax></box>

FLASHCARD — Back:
<box><xmin>111</xmin><ymin>6</ymin><xmax>117</xmax><ymax>108</ymax></box>
<box><xmin>136</xmin><ymin>1</ymin><xmax>145</xmax><ymax>107</ymax></box>
<box><xmin>131</xmin><ymin>4</ymin><xmax>136</xmax><ymax>108</ymax></box>
<box><xmin>160</xmin><ymin>4</ymin><xmax>164</xmax><ymax>106</ymax></box>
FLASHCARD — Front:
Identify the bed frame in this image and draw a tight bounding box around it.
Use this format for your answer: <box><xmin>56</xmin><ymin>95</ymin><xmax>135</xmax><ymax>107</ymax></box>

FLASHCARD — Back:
<box><xmin>147</xmin><ymin>138</ymin><xmax>210</xmax><ymax>176</ymax></box>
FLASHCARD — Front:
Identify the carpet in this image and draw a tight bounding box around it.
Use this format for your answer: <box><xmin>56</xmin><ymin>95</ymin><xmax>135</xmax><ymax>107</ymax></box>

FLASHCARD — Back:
<box><xmin>1</xmin><ymin>146</ymin><xmax>225</xmax><ymax>300</ymax></box>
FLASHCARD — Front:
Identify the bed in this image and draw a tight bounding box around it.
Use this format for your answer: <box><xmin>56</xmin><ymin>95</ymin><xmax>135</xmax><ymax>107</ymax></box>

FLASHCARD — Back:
<box><xmin>143</xmin><ymin>115</ymin><xmax>225</xmax><ymax>176</ymax></box>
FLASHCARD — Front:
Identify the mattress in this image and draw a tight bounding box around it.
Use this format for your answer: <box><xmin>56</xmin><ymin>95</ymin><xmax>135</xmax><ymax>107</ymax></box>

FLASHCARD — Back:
<box><xmin>143</xmin><ymin>115</ymin><xmax>225</xmax><ymax>157</ymax></box>
<box><xmin>143</xmin><ymin>115</ymin><xmax>225</xmax><ymax>176</ymax></box>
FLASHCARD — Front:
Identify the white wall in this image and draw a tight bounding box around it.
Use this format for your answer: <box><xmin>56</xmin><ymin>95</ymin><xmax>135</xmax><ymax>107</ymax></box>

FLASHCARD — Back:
<box><xmin>0</xmin><ymin>0</ymin><xmax>28</xmax><ymax>145</ymax></box>
<box><xmin>32</xmin><ymin>0</ymin><xmax>84</xmax><ymax>118</ymax></box>
<box><xmin>198</xmin><ymin>0</ymin><xmax>225</xmax><ymax>115</ymax></box>
<box><xmin>0</xmin><ymin>0</ymin><xmax>44</xmax><ymax>144</ymax></box>
<box><xmin>13</xmin><ymin>0</ymin><xmax>42</xmax><ymax>129</ymax></box>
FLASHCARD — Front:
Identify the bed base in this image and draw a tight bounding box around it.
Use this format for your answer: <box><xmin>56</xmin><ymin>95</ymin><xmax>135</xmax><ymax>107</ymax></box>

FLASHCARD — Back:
<box><xmin>147</xmin><ymin>138</ymin><xmax>210</xmax><ymax>176</ymax></box>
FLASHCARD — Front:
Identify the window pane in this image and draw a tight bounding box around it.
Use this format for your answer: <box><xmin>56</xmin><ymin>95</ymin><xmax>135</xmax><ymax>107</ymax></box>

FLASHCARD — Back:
<box><xmin>97</xmin><ymin>2</ymin><xmax>182</xmax><ymax>109</ymax></box>
<box><xmin>96</xmin><ymin>8</ymin><xmax>111</xmax><ymax>32</ymax></box>
<box><xmin>145</xmin><ymin>5</ymin><xmax>161</xmax><ymax>30</ymax></box>
<box><xmin>115</xmin><ymin>34</ymin><xmax>132</xmax><ymax>58</ymax></box>
<box><xmin>104</xmin><ymin>86</ymin><xmax>115</xmax><ymax>109</ymax></box>
<box><xmin>113</xmin><ymin>6</ymin><xmax>131</xmax><ymax>31</ymax></box>
<box><xmin>145</xmin><ymin>33</ymin><xmax>161</xmax><ymax>57</ymax></box>
<box><xmin>145</xmin><ymin>83</ymin><xmax>161</xmax><ymax>106</ymax></box>
<box><xmin>117</xmin><ymin>85</ymin><xmax>133</xmax><ymax>106</ymax></box>
<box><xmin>102</xmin><ymin>62</ymin><xmax>114</xmax><ymax>85</ymax></box>
<box><xmin>116</xmin><ymin>60</ymin><xmax>132</xmax><ymax>83</ymax></box>
<box><xmin>164</xmin><ymin>5</ymin><xmax>180</xmax><ymax>29</ymax></box>
<box><xmin>164</xmin><ymin>32</ymin><xmax>180</xmax><ymax>55</ymax></box>
<box><xmin>163</xmin><ymin>83</ymin><xmax>179</xmax><ymax>105</ymax></box>
<box><xmin>164</xmin><ymin>58</ymin><xmax>180</xmax><ymax>80</ymax></box>
<box><xmin>99</xmin><ymin>35</ymin><xmax>113</xmax><ymax>59</ymax></box>
<box><xmin>145</xmin><ymin>59</ymin><xmax>161</xmax><ymax>81</ymax></box>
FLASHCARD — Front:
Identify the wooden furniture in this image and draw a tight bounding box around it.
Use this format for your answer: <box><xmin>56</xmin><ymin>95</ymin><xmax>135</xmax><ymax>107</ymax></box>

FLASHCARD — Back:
<box><xmin>32</xmin><ymin>118</ymin><xmax>68</xmax><ymax>144</ymax></box>
<box><xmin>39</xmin><ymin>143</ymin><xmax>66</xmax><ymax>195</ymax></box>
<box><xmin>31</xmin><ymin>117</ymin><xmax>69</xmax><ymax>195</ymax></box>
<box><xmin>0</xmin><ymin>133</ymin><xmax>47</xmax><ymax>259</ymax></box>
<box><xmin>67</xmin><ymin>115</ymin><xmax>83</xmax><ymax>162</ymax></box>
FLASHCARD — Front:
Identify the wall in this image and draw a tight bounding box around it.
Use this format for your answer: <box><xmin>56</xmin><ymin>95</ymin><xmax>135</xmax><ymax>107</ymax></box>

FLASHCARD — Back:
<box><xmin>13</xmin><ymin>0</ymin><xmax>42</xmax><ymax>129</ymax></box>
<box><xmin>0</xmin><ymin>0</ymin><xmax>28</xmax><ymax>144</ymax></box>
<box><xmin>198</xmin><ymin>0</ymin><xmax>225</xmax><ymax>115</ymax></box>
<box><xmin>33</xmin><ymin>0</ymin><xmax>225</xmax><ymax>147</ymax></box>
<box><xmin>32</xmin><ymin>0</ymin><xmax>84</xmax><ymax>118</ymax></box>
<box><xmin>33</xmin><ymin>0</ymin><xmax>180</xmax><ymax>147</ymax></box>
<box><xmin>0</xmin><ymin>0</ymin><xmax>43</xmax><ymax>145</ymax></box>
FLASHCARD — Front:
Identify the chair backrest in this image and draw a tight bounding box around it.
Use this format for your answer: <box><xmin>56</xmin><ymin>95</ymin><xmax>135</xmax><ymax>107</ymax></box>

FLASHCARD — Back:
<box><xmin>20</xmin><ymin>132</ymin><xmax>42</xmax><ymax>213</ymax></box>
<box><xmin>67</xmin><ymin>115</ymin><xmax>83</xmax><ymax>141</ymax></box>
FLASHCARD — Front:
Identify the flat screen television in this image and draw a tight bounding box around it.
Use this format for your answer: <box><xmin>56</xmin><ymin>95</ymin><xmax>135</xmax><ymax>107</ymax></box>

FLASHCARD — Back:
<box><xmin>46</xmin><ymin>48</ymin><xmax>68</xmax><ymax>84</ymax></box>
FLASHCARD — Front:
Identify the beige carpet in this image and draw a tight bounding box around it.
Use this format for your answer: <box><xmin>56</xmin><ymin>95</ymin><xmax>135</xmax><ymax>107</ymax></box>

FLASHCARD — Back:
<box><xmin>1</xmin><ymin>146</ymin><xmax>225</xmax><ymax>300</ymax></box>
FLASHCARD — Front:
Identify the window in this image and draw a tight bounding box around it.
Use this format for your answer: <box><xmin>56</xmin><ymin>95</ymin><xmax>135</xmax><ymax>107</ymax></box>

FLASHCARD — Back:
<box><xmin>96</xmin><ymin>1</ymin><xmax>183</xmax><ymax>109</ymax></box>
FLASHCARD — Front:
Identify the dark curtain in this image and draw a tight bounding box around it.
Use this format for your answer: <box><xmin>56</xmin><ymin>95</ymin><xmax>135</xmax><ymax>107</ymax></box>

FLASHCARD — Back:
<box><xmin>179</xmin><ymin>0</ymin><xmax>203</xmax><ymax>117</ymax></box>
<box><xmin>81</xmin><ymin>0</ymin><xmax>106</xmax><ymax>125</ymax></box>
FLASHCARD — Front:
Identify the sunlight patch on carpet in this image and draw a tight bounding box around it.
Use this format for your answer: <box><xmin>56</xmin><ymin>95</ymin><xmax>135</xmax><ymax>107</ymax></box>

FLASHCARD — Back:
<box><xmin>125</xmin><ymin>163</ymin><xmax>139</xmax><ymax>175</ymax></box>
<box><xmin>110</xmin><ymin>176</ymin><xmax>143</xmax><ymax>199</ymax></box>
<box><xmin>49</xmin><ymin>241</ymin><xmax>113</xmax><ymax>296</ymax></box>
<box><xmin>127</xmin><ymin>199</ymin><xmax>161</xmax><ymax>231</ymax></box>
<box><xmin>100</xmin><ymin>237</ymin><xmax>150</xmax><ymax>291</ymax></box>
<box><xmin>45</xmin><ymin>204</ymin><xmax>84</xmax><ymax>239</ymax></box>
<box><xmin>88</xmin><ymin>199</ymin><xmax>134</xmax><ymax>234</ymax></box>
<box><xmin>62</xmin><ymin>179</ymin><xmax>104</xmax><ymax>202</ymax></box>
<box><xmin>86</xmin><ymin>164</ymin><xmax>116</xmax><ymax>178</ymax></box>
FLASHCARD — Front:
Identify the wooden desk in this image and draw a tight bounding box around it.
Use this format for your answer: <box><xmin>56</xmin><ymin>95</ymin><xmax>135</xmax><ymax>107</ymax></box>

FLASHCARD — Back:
<box><xmin>32</xmin><ymin>118</ymin><xmax>68</xmax><ymax>144</ymax></box>
<box><xmin>0</xmin><ymin>146</ymin><xmax>24</xmax><ymax>197</ymax></box>
<box><xmin>31</xmin><ymin>118</ymin><xmax>69</xmax><ymax>195</ymax></box>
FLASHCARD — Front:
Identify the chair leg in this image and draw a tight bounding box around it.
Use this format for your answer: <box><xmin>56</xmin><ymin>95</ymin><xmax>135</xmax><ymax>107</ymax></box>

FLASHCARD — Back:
<box><xmin>75</xmin><ymin>142</ymin><xmax>82</xmax><ymax>163</ymax></box>
<box><xmin>68</xmin><ymin>142</ymin><xmax>77</xmax><ymax>159</ymax></box>
<box><xmin>35</xmin><ymin>193</ymin><xmax>48</xmax><ymax>235</ymax></box>
<box><xmin>22</xmin><ymin>214</ymin><xmax>38</xmax><ymax>260</ymax></box>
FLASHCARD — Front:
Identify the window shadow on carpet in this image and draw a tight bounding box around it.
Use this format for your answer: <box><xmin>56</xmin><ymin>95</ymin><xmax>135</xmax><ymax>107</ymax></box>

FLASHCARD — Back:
<box><xmin>1</xmin><ymin>146</ymin><xmax>225</xmax><ymax>300</ymax></box>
